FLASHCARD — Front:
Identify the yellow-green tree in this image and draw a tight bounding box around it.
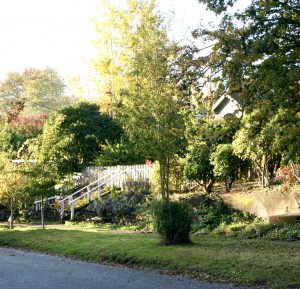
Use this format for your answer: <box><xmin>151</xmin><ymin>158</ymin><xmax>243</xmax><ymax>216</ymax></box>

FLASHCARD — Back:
<box><xmin>92</xmin><ymin>0</ymin><xmax>130</xmax><ymax>115</ymax></box>
<box><xmin>0</xmin><ymin>153</ymin><xmax>27</xmax><ymax>229</ymax></box>
<box><xmin>92</xmin><ymin>0</ymin><xmax>186</xmax><ymax>199</ymax></box>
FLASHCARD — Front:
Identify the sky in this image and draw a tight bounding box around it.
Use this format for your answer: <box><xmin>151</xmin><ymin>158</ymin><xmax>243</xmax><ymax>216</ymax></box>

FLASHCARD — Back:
<box><xmin>0</xmin><ymin>0</ymin><xmax>216</xmax><ymax>84</ymax></box>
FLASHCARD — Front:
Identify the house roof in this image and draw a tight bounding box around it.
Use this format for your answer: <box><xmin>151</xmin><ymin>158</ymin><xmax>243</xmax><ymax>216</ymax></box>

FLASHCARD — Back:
<box><xmin>212</xmin><ymin>93</ymin><xmax>241</xmax><ymax>117</ymax></box>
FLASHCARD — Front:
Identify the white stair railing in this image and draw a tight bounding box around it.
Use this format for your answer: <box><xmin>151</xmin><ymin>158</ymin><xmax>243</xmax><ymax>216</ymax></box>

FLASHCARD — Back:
<box><xmin>34</xmin><ymin>164</ymin><xmax>153</xmax><ymax>220</ymax></box>
<box><xmin>62</xmin><ymin>165</ymin><xmax>153</xmax><ymax>220</ymax></box>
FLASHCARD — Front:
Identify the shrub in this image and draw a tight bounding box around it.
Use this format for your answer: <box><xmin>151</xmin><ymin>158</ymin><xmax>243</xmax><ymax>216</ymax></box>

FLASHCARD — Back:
<box><xmin>195</xmin><ymin>218</ymin><xmax>300</xmax><ymax>241</ymax></box>
<box><xmin>93</xmin><ymin>139</ymin><xmax>145</xmax><ymax>166</ymax></box>
<box><xmin>96</xmin><ymin>181</ymin><xmax>149</xmax><ymax>225</ymax></box>
<box><xmin>184</xmin><ymin>142</ymin><xmax>214</xmax><ymax>193</ymax></box>
<box><xmin>210</xmin><ymin>144</ymin><xmax>240</xmax><ymax>192</ymax></box>
<box><xmin>265</xmin><ymin>224</ymin><xmax>300</xmax><ymax>241</ymax></box>
<box><xmin>151</xmin><ymin>157</ymin><xmax>187</xmax><ymax>195</ymax></box>
<box><xmin>151</xmin><ymin>200</ymin><xmax>192</xmax><ymax>245</ymax></box>
<box><xmin>276</xmin><ymin>165</ymin><xmax>300</xmax><ymax>184</ymax></box>
<box><xmin>192</xmin><ymin>194</ymin><xmax>253</xmax><ymax>232</ymax></box>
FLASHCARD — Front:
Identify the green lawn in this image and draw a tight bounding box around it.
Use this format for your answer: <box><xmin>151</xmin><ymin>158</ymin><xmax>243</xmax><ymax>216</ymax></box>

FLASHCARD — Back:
<box><xmin>0</xmin><ymin>224</ymin><xmax>299</xmax><ymax>289</ymax></box>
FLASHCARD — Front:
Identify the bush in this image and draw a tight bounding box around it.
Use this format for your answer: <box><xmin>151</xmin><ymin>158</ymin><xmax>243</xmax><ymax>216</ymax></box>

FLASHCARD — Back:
<box><xmin>93</xmin><ymin>140</ymin><xmax>146</xmax><ymax>166</ymax></box>
<box><xmin>192</xmin><ymin>194</ymin><xmax>253</xmax><ymax>232</ymax></box>
<box><xmin>210</xmin><ymin>144</ymin><xmax>240</xmax><ymax>191</ymax></box>
<box><xmin>264</xmin><ymin>224</ymin><xmax>300</xmax><ymax>241</ymax></box>
<box><xmin>152</xmin><ymin>200</ymin><xmax>192</xmax><ymax>245</ymax></box>
<box><xmin>195</xmin><ymin>218</ymin><xmax>300</xmax><ymax>241</ymax></box>
<box><xmin>96</xmin><ymin>181</ymin><xmax>149</xmax><ymax>225</ymax></box>
<box><xmin>151</xmin><ymin>158</ymin><xmax>187</xmax><ymax>196</ymax></box>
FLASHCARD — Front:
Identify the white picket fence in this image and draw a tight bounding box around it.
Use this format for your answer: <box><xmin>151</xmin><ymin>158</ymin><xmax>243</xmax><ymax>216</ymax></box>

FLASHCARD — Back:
<box><xmin>82</xmin><ymin>164</ymin><xmax>153</xmax><ymax>185</ymax></box>
<box><xmin>34</xmin><ymin>164</ymin><xmax>153</xmax><ymax>220</ymax></box>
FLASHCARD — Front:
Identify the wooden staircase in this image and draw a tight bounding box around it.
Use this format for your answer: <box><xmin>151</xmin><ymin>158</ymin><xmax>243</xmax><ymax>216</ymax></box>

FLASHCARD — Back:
<box><xmin>35</xmin><ymin>164</ymin><xmax>153</xmax><ymax>220</ymax></box>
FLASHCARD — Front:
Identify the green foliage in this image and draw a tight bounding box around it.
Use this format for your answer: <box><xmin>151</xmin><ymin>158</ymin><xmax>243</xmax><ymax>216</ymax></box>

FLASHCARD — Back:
<box><xmin>0</xmin><ymin>153</ymin><xmax>28</xmax><ymax>229</ymax></box>
<box><xmin>231</xmin><ymin>106</ymin><xmax>299</xmax><ymax>186</ymax></box>
<box><xmin>0</xmin><ymin>72</ymin><xmax>25</xmax><ymax>121</ymax></box>
<box><xmin>151</xmin><ymin>200</ymin><xmax>192</xmax><ymax>244</ymax></box>
<box><xmin>151</xmin><ymin>157</ymin><xmax>186</xmax><ymax>196</ymax></box>
<box><xmin>96</xmin><ymin>181</ymin><xmax>150</xmax><ymax>224</ymax></box>
<box><xmin>0</xmin><ymin>68</ymin><xmax>70</xmax><ymax>120</ymax></box>
<box><xmin>0</xmin><ymin>118</ymin><xmax>13</xmax><ymax>152</ymax></box>
<box><xmin>23</xmin><ymin>162</ymin><xmax>57</xmax><ymax>199</ymax></box>
<box><xmin>264</xmin><ymin>224</ymin><xmax>300</xmax><ymax>241</ymax></box>
<box><xmin>22</xmin><ymin>68</ymin><xmax>69</xmax><ymax>115</ymax></box>
<box><xmin>92</xmin><ymin>0</ymin><xmax>186</xmax><ymax>199</ymax></box>
<box><xmin>186</xmin><ymin>115</ymin><xmax>240</xmax><ymax>148</ymax></box>
<box><xmin>184</xmin><ymin>115</ymin><xmax>241</xmax><ymax>192</ymax></box>
<box><xmin>210</xmin><ymin>144</ymin><xmax>239</xmax><ymax>191</ymax></box>
<box><xmin>184</xmin><ymin>142</ymin><xmax>214</xmax><ymax>193</ymax></box>
<box><xmin>38</xmin><ymin>102</ymin><xmax>123</xmax><ymax>176</ymax></box>
<box><xmin>196</xmin><ymin>0</ymin><xmax>300</xmax><ymax>185</ymax></box>
<box><xmin>198</xmin><ymin>0</ymin><xmax>300</xmax><ymax>113</ymax></box>
<box><xmin>208</xmin><ymin>220</ymin><xmax>300</xmax><ymax>242</ymax></box>
<box><xmin>0</xmin><ymin>114</ymin><xmax>48</xmax><ymax>158</ymax></box>
<box><xmin>192</xmin><ymin>194</ymin><xmax>253</xmax><ymax>232</ymax></box>
<box><xmin>94</xmin><ymin>139</ymin><xmax>145</xmax><ymax>166</ymax></box>
<box><xmin>267</xmin><ymin>109</ymin><xmax>300</xmax><ymax>165</ymax></box>
<box><xmin>11</xmin><ymin>114</ymin><xmax>48</xmax><ymax>155</ymax></box>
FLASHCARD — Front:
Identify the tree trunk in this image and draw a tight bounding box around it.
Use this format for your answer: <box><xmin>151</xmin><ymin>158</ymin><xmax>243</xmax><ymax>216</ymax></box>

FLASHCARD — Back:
<box><xmin>262</xmin><ymin>160</ymin><xmax>270</xmax><ymax>187</ymax></box>
<box><xmin>165</xmin><ymin>156</ymin><xmax>170</xmax><ymax>202</ymax></box>
<box><xmin>159</xmin><ymin>162</ymin><xmax>166</xmax><ymax>200</ymax></box>
<box><xmin>228</xmin><ymin>176</ymin><xmax>234</xmax><ymax>190</ymax></box>
<box><xmin>203</xmin><ymin>179</ymin><xmax>213</xmax><ymax>193</ymax></box>
<box><xmin>41</xmin><ymin>195</ymin><xmax>45</xmax><ymax>230</ymax></box>
<box><xmin>9</xmin><ymin>198</ymin><xmax>14</xmax><ymax>230</ymax></box>
<box><xmin>224</xmin><ymin>177</ymin><xmax>229</xmax><ymax>192</ymax></box>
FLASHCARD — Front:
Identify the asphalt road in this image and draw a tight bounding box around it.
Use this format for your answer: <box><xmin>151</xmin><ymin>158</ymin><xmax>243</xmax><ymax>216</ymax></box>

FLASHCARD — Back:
<box><xmin>0</xmin><ymin>247</ymin><xmax>251</xmax><ymax>289</ymax></box>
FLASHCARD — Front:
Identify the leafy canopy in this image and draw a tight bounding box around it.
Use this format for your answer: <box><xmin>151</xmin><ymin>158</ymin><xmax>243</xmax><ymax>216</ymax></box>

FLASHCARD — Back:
<box><xmin>0</xmin><ymin>68</ymin><xmax>71</xmax><ymax>121</ymax></box>
<box><xmin>38</xmin><ymin>102</ymin><xmax>123</xmax><ymax>176</ymax></box>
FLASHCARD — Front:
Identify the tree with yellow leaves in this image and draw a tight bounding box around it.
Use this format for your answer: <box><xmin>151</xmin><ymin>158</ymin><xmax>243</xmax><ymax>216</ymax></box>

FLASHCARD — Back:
<box><xmin>0</xmin><ymin>153</ymin><xmax>27</xmax><ymax>229</ymax></box>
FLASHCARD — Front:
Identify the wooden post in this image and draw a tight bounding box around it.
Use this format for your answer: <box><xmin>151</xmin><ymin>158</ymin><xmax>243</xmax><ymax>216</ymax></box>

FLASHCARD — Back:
<box><xmin>120</xmin><ymin>173</ymin><xmax>124</xmax><ymax>190</ymax></box>
<box><xmin>98</xmin><ymin>186</ymin><xmax>102</xmax><ymax>200</ymax></box>
<box><xmin>60</xmin><ymin>201</ymin><xmax>64</xmax><ymax>222</ymax></box>
<box><xmin>70</xmin><ymin>202</ymin><xmax>75</xmax><ymax>220</ymax></box>
<box><xmin>110</xmin><ymin>176</ymin><xmax>113</xmax><ymax>190</ymax></box>
<box><xmin>87</xmin><ymin>186</ymin><xmax>91</xmax><ymax>202</ymax></box>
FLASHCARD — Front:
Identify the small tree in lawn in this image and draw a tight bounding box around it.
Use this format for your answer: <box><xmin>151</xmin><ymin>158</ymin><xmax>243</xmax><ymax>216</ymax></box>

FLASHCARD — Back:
<box><xmin>0</xmin><ymin>153</ymin><xmax>27</xmax><ymax>229</ymax></box>
<box><xmin>24</xmin><ymin>162</ymin><xmax>57</xmax><ymax>229</ymax></box>
<box><xmin>210</xmin><ymin>144</ymin><xmax>239</xmax><ymax>192</ymax></box>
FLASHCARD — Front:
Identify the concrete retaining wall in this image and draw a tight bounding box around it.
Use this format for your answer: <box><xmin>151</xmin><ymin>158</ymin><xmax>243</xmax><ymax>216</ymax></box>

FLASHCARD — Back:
<box><xmin>221</xmin><ymin>191</ymin><xmax>300</xmax><ymax>224</ymax></box>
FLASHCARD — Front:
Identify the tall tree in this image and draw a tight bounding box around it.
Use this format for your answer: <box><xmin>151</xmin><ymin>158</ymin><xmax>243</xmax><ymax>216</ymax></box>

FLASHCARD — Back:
<box><xmin>22</xmin><ymin>68</ymin><xmax>70</xmax><ymax>115</ymax></box>
<box><xmin>197</xmin><ymin>0</ymin><xmax>300</xmax><ymax>112</ymax></box>
<box><xmin>0</xmin><ymin>72</ymin><xmax>25</xmax><ymax>122</ymax></box>
<box><xmin>196</xmin><ymin>0</ymin><xmax>300</xmax><ymax>185</ymax></box>
<box><xmin>92</xmin><ymin>0</ymin><xmax>186</xmax><ymax>199</ymax></box>
<box><xmin>0</xmin><ymin>68</ymin><xmax>71</xmax><ymax>120</ymax></box>
<box><xmin>92</xmin><ymin>0</ymin><xmax>130</xmax><ymax>115</ymax></box>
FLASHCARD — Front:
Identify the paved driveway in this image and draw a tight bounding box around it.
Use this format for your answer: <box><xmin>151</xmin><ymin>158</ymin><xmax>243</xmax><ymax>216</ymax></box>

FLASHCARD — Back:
<box><xmin>0</xmin><ymin>248</ymin><xmax>251</xmax><ymax>289</ymax></box>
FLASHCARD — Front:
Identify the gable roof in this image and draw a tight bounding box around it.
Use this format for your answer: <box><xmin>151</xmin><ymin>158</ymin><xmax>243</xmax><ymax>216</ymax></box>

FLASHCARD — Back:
<box><xmin>212</xmin><ymin>93</ymin><xmax>241</xmax><ymax>118</ymax></box>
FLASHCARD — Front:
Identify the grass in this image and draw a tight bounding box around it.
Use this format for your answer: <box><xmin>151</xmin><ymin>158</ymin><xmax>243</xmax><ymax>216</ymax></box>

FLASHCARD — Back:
<box><xmin>0</xmin><ymin>224</ymin><xmax>299</xmax><ymax>288</ymax></box>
